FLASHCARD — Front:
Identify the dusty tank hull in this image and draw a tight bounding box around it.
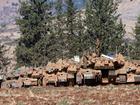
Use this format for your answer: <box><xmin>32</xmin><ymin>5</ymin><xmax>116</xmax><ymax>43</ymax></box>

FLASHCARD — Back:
<box><xmin>115</xmin><ymin>74</ymin><xmax>127</xmax><ymax>84</ymax></box>
<box><xmin>78</xmin><ymin>68</ymin><xmax>102</xmax><ymax>85</ymax></box>
<box><xmin>83</xmin><ymin>71</ymin><xmax>96</xmax><ymax>85</ymax></box>
<box><xmin>21</xmin><ymin>78</ymin><xmax>38</xmax><ymax>87</ymax></box>
<box><xmin>67</xmin><ymin>73</ymin><xmax>75</xmax><ymax>86</ymax></box>
<box><xmin>1</xmin><ymin>79</ymin><xmax>23</xmax><ymax>88</ymax></box>
<box><xmin>80</xmin><ymin>53</ymin><xmax>97</xmax><ymax>68</ymax></box>
<box><xmin>1</xmin><ymin>52</ymin><xmax>140</xmax><ymax>88</ymax></box>
<box><xmin>94</xmin><ymin>58</ymin><xmax>114</xmax><ymax>70</ymax></box>
<box><xmin>67</xmin><ymin>63</ymin><xmax>79</xmax><ymax>86</ymax></box>
<box><xmin>108</xmin><ymin>70</ymin><xmax>117</xmax><ymax>83</ymax></box>
<box><xmin>57</xmin><ymin>72</ymin><xmax>68</xmax><ymax>86</ymax></box>
<box><xmin>43</xmin><ymin>73</ymin><xmax>58</xmax><ymax>86</ymax></box>
<box><xmin>76</xmin><ymin>72</ymin><xmax>83</xmax><ymax>85</ymax></box>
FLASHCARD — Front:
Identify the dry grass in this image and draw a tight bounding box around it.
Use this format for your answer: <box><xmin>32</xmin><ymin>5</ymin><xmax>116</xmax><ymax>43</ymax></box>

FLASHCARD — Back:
<box><xmin>0</xmin><ymin>84</ymin><xmax>140</xmax><ymax>105</ymax></box>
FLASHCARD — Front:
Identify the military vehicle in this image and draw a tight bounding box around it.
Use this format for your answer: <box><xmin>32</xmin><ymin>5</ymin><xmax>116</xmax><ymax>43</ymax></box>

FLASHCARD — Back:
<box><xmin>57</xmin><ymin>71</ymin><xmax>68</xmax><ymax>86</ymax></box>
<box><xmin>43</xmin><ymin>73</ymin><xmax>58</xmax><ymax>86</ymax></box>
<box><xmin>0</xmin><ymin>52</ymin><xmax>140</xmax><ymax>88</ymax></box>
<box><xmin>77</xmin><ymin>68</ymin><xmax>101</xmax><ymax>85</ymax></box>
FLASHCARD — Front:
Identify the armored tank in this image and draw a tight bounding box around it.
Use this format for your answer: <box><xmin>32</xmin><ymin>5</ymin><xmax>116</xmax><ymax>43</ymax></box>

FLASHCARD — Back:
<box><xmin>21</xmin><ymin>78</ymin><xmax>38</xmax><ymax>87</ymax></box>
<box><xmin>1</xmin><ymin>52</ymin><xmax>140</xmax><ymax>88</ymax></box>
<box><xmin>1</xmin><ymin>67</ymin><xmax>43</xmax><ymax>88</ymax></box>
<box><xmin>1</xmin><ymin>79</ymin><xmax>23</xmax><ymax>88</ymax></box>
<box><xmin>43</xmin><ymin>59</ymin><xmax>78</xmax><ymax>86</ymax></box>
<box><xmin>43</xmin><ymin>72</ymin><xmax>58</xmax><ymax>86</ymax></box>
<box><xmin>57</xmin><ymin>71</ymin><xmax>68</xmax><ymax>86</ymax></box>
<box><xmin>77</xmin><ymin>68</ymin><xmax>101</xmax><ymax>85</ymax></box>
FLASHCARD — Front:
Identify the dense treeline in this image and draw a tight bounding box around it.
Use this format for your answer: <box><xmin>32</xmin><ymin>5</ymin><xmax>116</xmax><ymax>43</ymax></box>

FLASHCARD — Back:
<box><xmin>16</xmin><ymin>0</ymin><xmax>127</xmax><ymax>67</ymax></box>
<box><xmin>130</xmin><ymin>15</ymin><xmax>140</xmax><ymax>60</ymax></box>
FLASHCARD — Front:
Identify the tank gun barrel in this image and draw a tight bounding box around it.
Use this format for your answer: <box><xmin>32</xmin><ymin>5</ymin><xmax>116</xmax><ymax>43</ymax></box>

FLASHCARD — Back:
<box><xmin>101</xmin><ymin>54</ymin><xmax>114</xmax><ymax>60</ymax></box>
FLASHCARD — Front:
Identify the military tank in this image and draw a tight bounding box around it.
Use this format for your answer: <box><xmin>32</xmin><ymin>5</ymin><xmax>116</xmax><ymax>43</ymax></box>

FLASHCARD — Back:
<box><xmin>1</xmin><ymin>67</ymin><xmax>43</xmax><ymax>88</ymax></box>
<box><xmin>1</xmin><ymin>52</ymin><xmax>140</xmax><ymax>88</ymax></box>
<box><xmin>42</xmin><ymin>59</ymin><xmax>78</xmax><ymax>86</ymax></box>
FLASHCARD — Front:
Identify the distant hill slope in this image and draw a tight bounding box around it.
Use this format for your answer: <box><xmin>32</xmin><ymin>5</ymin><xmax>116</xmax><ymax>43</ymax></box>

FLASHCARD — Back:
<box><xmin>118</xmin><ymin>0</ymin><xmax>140</xmax><ymax>39</ymax></box>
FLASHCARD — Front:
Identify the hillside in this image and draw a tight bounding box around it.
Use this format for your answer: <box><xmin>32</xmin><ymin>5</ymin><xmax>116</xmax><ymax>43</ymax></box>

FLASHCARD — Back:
<box><xmin>118</xmin><ymin>0</ymin><xmax>140</xmax><ymax>39</ymax></box>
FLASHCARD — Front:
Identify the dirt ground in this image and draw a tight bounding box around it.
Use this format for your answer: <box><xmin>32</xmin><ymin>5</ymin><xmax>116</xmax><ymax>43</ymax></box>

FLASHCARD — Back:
<box><xmin>0</xmin><ymin>84</ymin><xmax>140</xmax><ymax>105</ymax></box>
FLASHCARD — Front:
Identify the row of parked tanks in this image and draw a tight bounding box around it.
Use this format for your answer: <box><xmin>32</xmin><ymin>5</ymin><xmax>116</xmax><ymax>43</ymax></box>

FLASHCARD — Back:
<box><xmin>0</xmin><ymin>52</ymin><xmax>140</xmax><ymax>88</ymax></box>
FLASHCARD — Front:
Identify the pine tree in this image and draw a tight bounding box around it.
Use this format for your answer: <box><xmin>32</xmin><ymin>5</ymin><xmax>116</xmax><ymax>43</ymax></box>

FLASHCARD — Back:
<box><xmin>54</xmin><ymin>0</ymin><xmax>66</xmax><ymax>59</ymax></box>
<box><xmin>74</xmin><ymin>10</ymin><xmax>89</xmax><ymax>56</ymax></box>
<box><xmin>66</xmin><ymin>0</ymin><xmax>75</xmax><ymax>35</ymax></box>
<box><xmin>54</xmin><ymin>0</ymin><xmax>89</xmax><ymax>58</ymax></box>
<box><xmin>85</xmin><ymin>0</ymin><xmax>125</xmax><ymax>56</ymax></box>
<box><xmin>65</xmin><ymin>0</ymin><xmax>77</xmax><ymax>58</ymax></box>
<box><xmin>16</xmin><ymin>0</ymin><xmax>52</xmax><ymax>66</ymax></box>
<box><xmin>131</xmin><ymin>16</ymin><xmax>140</xmax><ymax>60</ymax></box>
<box><xmin>52</xmin><ymin>0</ymin><xmax>85</xmax><ymax>59</ymax></box>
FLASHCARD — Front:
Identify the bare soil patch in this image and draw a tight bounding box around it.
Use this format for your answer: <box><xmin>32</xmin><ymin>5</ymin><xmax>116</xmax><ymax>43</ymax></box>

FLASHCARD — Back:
<box><xmin>0</xmin><ymin>85</ymin><xmax>140</xmax><ymax>105</ymax></box>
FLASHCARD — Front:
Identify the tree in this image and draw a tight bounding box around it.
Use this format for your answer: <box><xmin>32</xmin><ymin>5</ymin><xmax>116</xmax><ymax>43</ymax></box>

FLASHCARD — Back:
<box><xmin>65</xmin><ymin>0</ymin><xmax>77</xmax><ymax>58</ymax></box>
<box><xmin>0</xmin><ymin>44</ymin><xmax>10</xmax><ymax>74</ymax></box>
<box><xmin>85</xmin><ymin>0</ymin><xmax>125</xmax><ymax>56</ymax></box>
<box><xmin>54</xmin><ymin>0</ymin><xmax>89</xmax><ymax>58</ymax></box>
<box><xmin>16</xmin><ymin>0</ymin><xmax>52</xmax><ymax>66</ymax></box>
<box><xmin>53</xmin><ymin>0</ymin><xmax>66</xmax><ymax>59</ymax></box>
<box><xmin>130</xmin><ymin>16</ymin><xmax>140</xmax><ymax>60</ymax></box>
<box><xmin>66</xmin><ymin>0</ymin><xmax>75</xmax><ymax>36</ymax></box>
<box><xmin>73</xmin><ymin>10</ymin><xmax>90</xmax><ymax>56</ymax></box>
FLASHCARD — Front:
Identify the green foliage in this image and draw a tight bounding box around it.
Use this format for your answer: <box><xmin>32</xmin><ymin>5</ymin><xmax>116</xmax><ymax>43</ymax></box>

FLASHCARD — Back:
<box><xmin>64</xmin><ymin>0</ymin><xmax>87</xmax><ymax>57</ymax></box>
<box><xmin>16</xmin><ymin>0</ymin><xmax>53</xmax><ymax>66</ymax></box>
<box><xmin>130</xmin><ymin>16</ymin><xmax>140</xmax><ymax>60</ymax></box>
<box><xmin>16</xmin><ymin>0</ymin><xmax>126</xmax><ymax>67</ymax></box>
<box><xmin>17</xmin><ymin>0</ymin><xmax>75</xmax><ymax>66</ymax></box>
<box><xmin>57</xmin><ymin>99</ymin><xmax>69</xmax><ymax>105</ymax></box>
<box><xmin>66</xmin><ymin>0</ymin><xmax>75</xmax><ymax>35</ymax></box>
<box><xmin>74</xmin><ymin>11</ymin><xmax>90</xmax><ymax>56</ymax></box>
<box><xmin>65</xmin><ymin>0</ymin><xmax>77</xmax><ymax>58</ymax></box>
<box><xmin>53</xmin><ymin>0</ymin><xmax>67</xmax><ymax>59</ymax></box>
<box><xmin>85</xmin><ymin>0</ymin><xmax>125</xmax><ymax>56</ymax></box>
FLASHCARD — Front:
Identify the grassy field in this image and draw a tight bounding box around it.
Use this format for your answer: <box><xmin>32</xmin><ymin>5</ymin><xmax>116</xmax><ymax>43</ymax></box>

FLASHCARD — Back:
<box><xmin>0</xmin><ymin>84</ymin><xmax>140</xmax><ymax>105</ymax></box>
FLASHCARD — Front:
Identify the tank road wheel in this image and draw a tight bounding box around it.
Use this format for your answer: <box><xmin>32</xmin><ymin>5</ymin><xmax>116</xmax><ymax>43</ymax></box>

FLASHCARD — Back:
<box><xmin>1</xmin><ymin>81</ymin><xmax>11</xmax><ymax>88</ymax></box>
<box><xmin>108</xmin><ymin>76</ymin><xmax>116</xmax><ymax>84</ymax></box>
<box><xmin>134</xmin><ymin>75</ymin><xmax>140</xmax><ymax>84</ymax></box>
<box><xmin>76</xmin><ymin>74</ymin><xmax>83</xmax><ymax>86</ymax></box>
<box><xmin>37</xmin><ymin>77</ymin><xmax>43</xmax><ymax>86</ymax></box>
<box><xmin>95</xmin><ymin>76</ymin><xmax>101</xmax><ymax>85</ymax></box>
<box><xmin>55</xmin><ymin>82</ymin><xmax>58</xmax><ymax>87</ymax></box>
<box><xmin>57</xmin><ymin>81</ymin><xmax>68</xmax><ymax>87</ymax></box>
<box><xmin>116</xmin><ymin>74</ymin><xmax>127</xmax><ymax>84</ymax></box>
<box><xmin>98</xmin><ymin>76</ymin><xmax>102</xmax><ymax>84</ymax></box>
<box><xmin>43</xmin><ymin>77</ymin><xmax>47</xmax><ymax>87</ymax></box>
<box><xmin>68</xmin><ymin>79</ymin><xmax>75</xmax><ymax>86</ymax></box>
